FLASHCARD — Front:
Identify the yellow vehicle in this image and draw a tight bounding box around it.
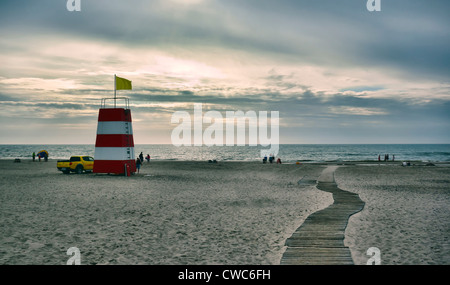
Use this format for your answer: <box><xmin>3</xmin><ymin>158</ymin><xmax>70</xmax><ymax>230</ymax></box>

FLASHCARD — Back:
<box><xmin>57</xmin><ymin>156</ymin><xmax>94</xmax><ymax>174</ymax></box>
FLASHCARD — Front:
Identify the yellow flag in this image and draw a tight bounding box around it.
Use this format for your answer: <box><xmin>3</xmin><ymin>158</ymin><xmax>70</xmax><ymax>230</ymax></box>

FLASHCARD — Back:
<box><xmin>115</xmin><ymin>75</ymin><xmax>132</xmax><ymax>90</ymax></box>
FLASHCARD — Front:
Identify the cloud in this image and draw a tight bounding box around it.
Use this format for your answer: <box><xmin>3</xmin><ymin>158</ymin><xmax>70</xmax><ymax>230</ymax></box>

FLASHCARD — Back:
<box><xmin>339</xmin><ymin>86</ymin><xmax>385</xmax><ymax>93</ymax></box>
<box><xmin>0</xmin><ymin>77</ymin><xmax>79</xmax><ymax>92</ymax></box>
<box><xmin>329</xmin><ymin>106</ymin><xmax>388</xmax><ymax>116</ymax></box>
<box><xmin>0</xmin><ymin>0</ymin><xmax>449</xmax><ymax>143</ymax></box>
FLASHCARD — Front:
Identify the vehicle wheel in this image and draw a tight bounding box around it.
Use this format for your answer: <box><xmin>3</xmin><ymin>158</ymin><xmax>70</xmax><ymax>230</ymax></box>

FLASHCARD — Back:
<box><xmin>76</xmin><ymin>165</ymin><xmax>83</xmax><ymax>174</ymax></box>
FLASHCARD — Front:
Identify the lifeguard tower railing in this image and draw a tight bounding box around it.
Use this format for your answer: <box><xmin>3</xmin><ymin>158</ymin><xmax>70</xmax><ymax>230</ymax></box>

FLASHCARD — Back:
<box><xmin>100</xmin><ymin>97</ymin><xmax>130</xmax><ymax>109</ymax></box>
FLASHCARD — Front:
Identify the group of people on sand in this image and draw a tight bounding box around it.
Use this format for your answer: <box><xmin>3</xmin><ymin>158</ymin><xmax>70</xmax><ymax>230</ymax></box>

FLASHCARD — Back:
<box><xmin>32</xmin><ymin>151</ymin><xmax>48</xmax><ymax>162</ymax></box>
<box><xmin>263</xmin><ymin>154</ymin><xmax>282</xmax><ymax>164</ymax></box>
<box><xmin>378</xmin><ymin>154</ymin><xmax>395</xmax><ymax>162</ymax></box>
<box><xmin>136</xmin><ymin>152</ymin><xmax>151</xmax><ymax>173</ymax></box>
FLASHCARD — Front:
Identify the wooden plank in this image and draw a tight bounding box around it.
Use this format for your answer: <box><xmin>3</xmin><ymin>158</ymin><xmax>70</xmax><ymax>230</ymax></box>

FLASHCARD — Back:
<box><xmin>281</xmin><ymin>247</ymin><xmax>354</xmax><ymax>265</ymax></box>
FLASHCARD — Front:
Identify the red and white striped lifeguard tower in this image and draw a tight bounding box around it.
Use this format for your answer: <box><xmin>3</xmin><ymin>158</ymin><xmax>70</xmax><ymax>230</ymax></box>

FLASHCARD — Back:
<box><xmin>93</xmin><ymin>75</ymin><xmax>136</xmax><ymax>175</ymax></box>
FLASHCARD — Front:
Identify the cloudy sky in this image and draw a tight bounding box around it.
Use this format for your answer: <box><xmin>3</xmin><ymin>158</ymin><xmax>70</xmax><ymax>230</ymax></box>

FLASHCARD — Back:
<box><xmin>0</xmin><ymin>0</ymin><xmax>449</xmax><ymax>144</ymax></box>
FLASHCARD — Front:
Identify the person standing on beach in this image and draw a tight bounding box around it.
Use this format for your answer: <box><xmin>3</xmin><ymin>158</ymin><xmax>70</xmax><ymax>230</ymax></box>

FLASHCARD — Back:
<box><xmin>136</xmin><ymin>157</ymin><xmax>141</xmax><ymax>173</ymax></box>
<box><xmin>139</xmin><ymin>152</ymin><xmax>144</xmax><ymax>164</ymax></box>
<box><xmin>32</xmin><ymin>152</ymin><xmax>35</xmax><ymax>162</ymax></box>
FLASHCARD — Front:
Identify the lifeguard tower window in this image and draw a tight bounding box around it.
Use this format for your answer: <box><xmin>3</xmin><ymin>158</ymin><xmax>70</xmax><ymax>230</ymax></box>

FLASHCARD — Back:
<box><xmin>70</xmin><ymin>157</ymin><xmax>81</xmax><ymax>162</ymax></box>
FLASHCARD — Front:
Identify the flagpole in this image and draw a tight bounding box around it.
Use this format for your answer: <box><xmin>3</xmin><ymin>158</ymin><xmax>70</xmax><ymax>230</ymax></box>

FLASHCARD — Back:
<box><xmin>114</xmin><ymin>74</ymin><xmax>117</xmax><ymax>108</ymax></box>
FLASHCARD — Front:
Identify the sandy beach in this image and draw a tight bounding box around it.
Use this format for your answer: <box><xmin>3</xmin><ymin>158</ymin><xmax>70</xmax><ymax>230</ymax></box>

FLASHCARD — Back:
<box><xmin>337</xmin><ymin>164</ymin><xmax>450</xmax><ymax>265</ymax></box>
<box><xmin>0</xmin><ymin>159</ymin><xmax>332</xmax><ymax>265</ymax></box>
<box><xmin>0</xmin><ymin>159</ymin><xmax>448</xmax><ymax>265</ymax></box>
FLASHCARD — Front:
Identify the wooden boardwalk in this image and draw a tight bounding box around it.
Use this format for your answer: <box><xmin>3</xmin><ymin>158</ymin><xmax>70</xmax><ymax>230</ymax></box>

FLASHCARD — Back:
<box><xmin>280</xmin><ymin>166</ymin><xmax>365</xmax><ymax>265</ymax></box>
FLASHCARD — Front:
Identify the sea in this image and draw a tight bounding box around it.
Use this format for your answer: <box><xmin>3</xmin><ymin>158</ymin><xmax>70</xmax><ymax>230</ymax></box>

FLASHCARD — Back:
<box><xmin>1</xmin><ymin>144</ymin><xmax>449</xmax><ymax>163</ymax></box>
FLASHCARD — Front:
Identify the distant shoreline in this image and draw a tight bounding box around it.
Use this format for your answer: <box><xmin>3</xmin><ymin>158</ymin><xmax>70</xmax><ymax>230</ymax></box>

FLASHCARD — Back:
<box><xmin>4</xmin><ymin>158</ymin><xmax>449</xmax><ymax>166</ymax></box>
<box><xmin>2</xmin><ymin>144</ymin><xmax>449</xmax><ymax>163</ymax></box>
<box><xmin>1</xmin><ymin>143</ymin><xmax>449</xmax><ymax>145</ymax></box>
